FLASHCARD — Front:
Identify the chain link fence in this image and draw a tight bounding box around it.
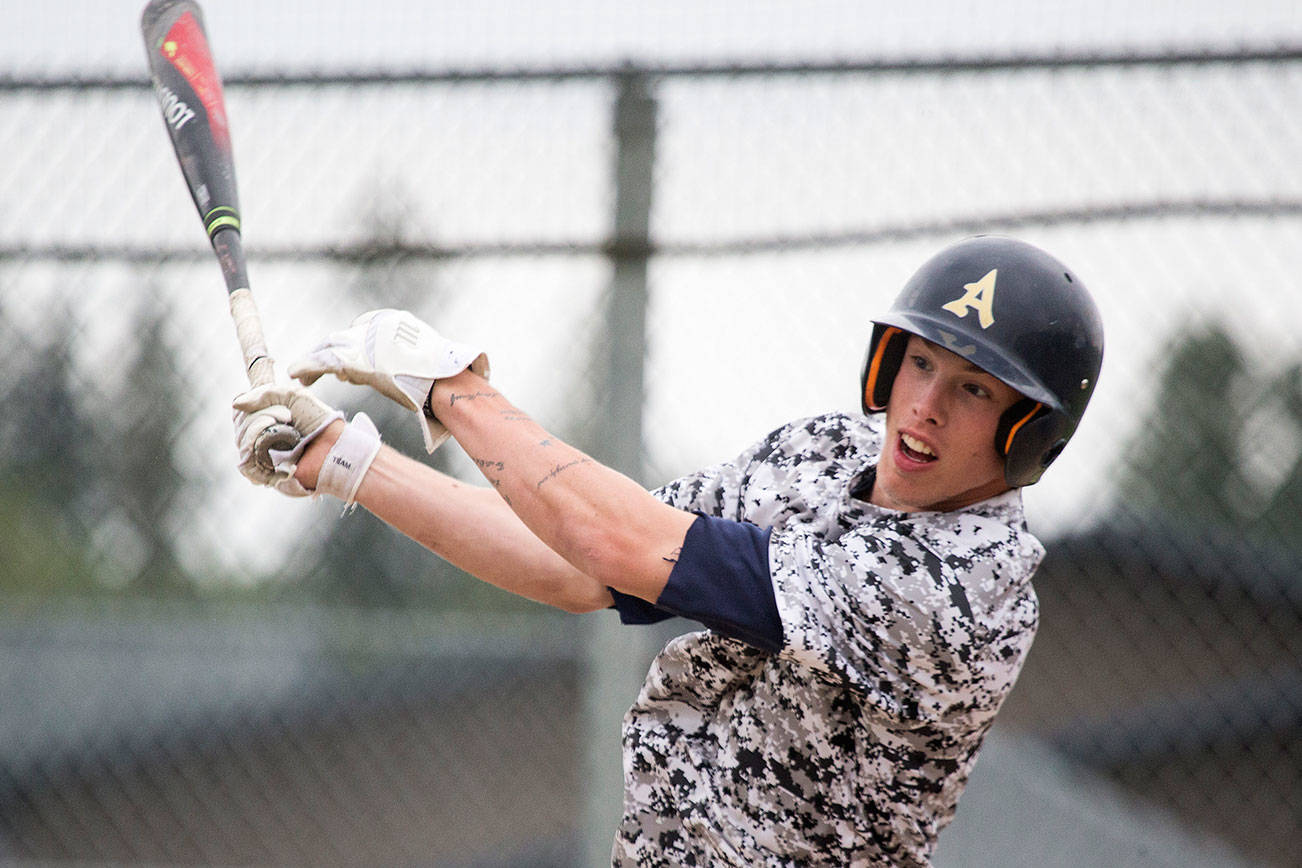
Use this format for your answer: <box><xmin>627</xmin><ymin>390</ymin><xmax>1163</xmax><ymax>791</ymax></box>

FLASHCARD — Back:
<box><xmin>2</xmin><ymin>46</ymin><xmax>1301</xmax><ymax>866</ymax></box>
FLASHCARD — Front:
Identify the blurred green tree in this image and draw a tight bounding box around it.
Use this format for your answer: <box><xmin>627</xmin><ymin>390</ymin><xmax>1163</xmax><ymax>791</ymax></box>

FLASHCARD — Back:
<box><xmin>0</xmin><ymin>299</ymin><xmax>98</xmax><ymax>593</ymax></box>
<box><xmin>1117</xmin><ymin>323</ymin><xmax>1245</xmax><ymax>529</ymax></box>
<box><xmin>0</xmin><ymin>291</ymin><xmax>194</xmax><ymax>596</ymax></box>
<box><xmin>1243</xmin><ymin>362</ymin><xmax>1302</xmax><ymax>544</ymax></box>
<box><xmin>1115</xmin><ymin>322</ymin><xmax>1302</xmax><ymax>551</ymax></box>
<box><xmin>95</xmin><ymin>294</ymin><xmax>194</xmax><ymax>595</ymax></box>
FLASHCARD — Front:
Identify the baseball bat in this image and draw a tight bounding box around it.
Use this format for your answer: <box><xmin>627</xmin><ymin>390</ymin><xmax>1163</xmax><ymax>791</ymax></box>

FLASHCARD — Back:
<box><xmin>141</xmin><ymin>0</ymin><xmax>299</xmax><ymax>470</ymax></box>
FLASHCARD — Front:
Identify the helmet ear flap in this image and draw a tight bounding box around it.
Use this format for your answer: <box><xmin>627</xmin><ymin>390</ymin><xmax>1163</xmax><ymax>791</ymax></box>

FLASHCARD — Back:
<box><xmin>862</xmin><ymin>326</ymin><xmax>909</xmax><ymax>413</ymax></box>
<box><xmin>997</xmin><ymin>399</ymin><xmax>1067</xmax><ymax>487</ymax></box>
<box><xmin>995</xmin><ymin>399</ymin><xmax>1046</xmax><ymax>458</ymax></box>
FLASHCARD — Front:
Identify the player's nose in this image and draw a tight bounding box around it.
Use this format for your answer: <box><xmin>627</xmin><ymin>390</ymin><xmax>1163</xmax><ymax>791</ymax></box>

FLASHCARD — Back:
<box><xmin>911</xmin><ymin>380</ymin><xmax>948</xmax><ymax>426</ymax></box>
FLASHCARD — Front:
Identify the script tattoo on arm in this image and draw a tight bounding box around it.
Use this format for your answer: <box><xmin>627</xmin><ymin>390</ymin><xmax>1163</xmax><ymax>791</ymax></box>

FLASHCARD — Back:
<box><xmin>447</xmin><ymin>389</ymin><xmax>501</xmax><ymax>407</ymax></box>
<box><xmin>471</xmin><ymin>456</ymin><xmax>511</xmax><ymax>506</ymax></box>
<box><xmin>444</xmin><ymin>387</ymin><xmax>530</xmax><ymax>422</ymax></box>
<box><xmin>473</xmin><ymin>456</ymin><xmax>506</xmax><ymax>474</ymax></box>
<box><xmin>662</xmin><ymin>546</ymin><xmax>682</xmax><ymax>565</ymax></box>
<box><xmin>536</xmin><ymin>457</ymin><xmax>593</xmax><ymax>489</ymax></box>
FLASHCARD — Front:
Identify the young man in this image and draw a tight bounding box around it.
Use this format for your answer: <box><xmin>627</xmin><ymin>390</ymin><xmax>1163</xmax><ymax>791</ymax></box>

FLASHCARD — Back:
<box><xmin>233</xmin><ymin>235</ymin><xmax>1104</xmax><ymax>866</ymax></box>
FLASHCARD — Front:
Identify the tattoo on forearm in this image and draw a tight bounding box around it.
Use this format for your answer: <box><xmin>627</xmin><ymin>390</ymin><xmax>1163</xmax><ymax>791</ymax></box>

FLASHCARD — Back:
<box><xmin>473</xmin><ymin>456</ymin><xmax>506</xmax><ymax>474</ymax></box>
<box><xmin>447</xmin><ymin>390</ymin><xmax>501</xmax><ymax>407</ymax></box>
<box><xmin>663</xmin><ymin>547</ymin><xmax>682</xmax><ymax>565</ymax></box>
<box><xmin>446</xmin><ymin>389</ymin><xmax>533</xmax><ymax>424</ymax></box>
<box><xmin>536</xmin><ymin>457</ymin><xmax>593</xmax><ymax>489</ymax></box>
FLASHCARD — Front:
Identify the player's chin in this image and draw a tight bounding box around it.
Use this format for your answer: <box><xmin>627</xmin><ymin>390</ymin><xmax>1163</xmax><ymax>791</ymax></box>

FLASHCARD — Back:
<box><xmin>873</xmin><ymin>467</ymin><xmax>934</xmax><ymax>513</ymax></box>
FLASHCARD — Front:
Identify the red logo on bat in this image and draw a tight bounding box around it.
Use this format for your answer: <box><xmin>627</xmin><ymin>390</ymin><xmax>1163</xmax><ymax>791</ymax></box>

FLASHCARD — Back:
<box><xmin>159</xmin><ymin>11</ymin><xmax>230</xmax><ymax>148</ymax></box>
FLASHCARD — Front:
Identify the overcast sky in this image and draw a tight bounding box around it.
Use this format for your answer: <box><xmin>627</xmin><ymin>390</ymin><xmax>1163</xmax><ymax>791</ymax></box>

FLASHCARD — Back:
<box><xmin>12</xmin><ymin>1</ymin><xmax>1302</xmax><ymax>77</ymax></box>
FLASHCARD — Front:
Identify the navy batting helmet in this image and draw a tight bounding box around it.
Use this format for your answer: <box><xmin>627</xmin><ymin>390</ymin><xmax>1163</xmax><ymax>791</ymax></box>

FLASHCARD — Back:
<box><xmin>861</xmin><ymin>236</ymin><xmax>1104</xmax><ymax>487</ymax></box>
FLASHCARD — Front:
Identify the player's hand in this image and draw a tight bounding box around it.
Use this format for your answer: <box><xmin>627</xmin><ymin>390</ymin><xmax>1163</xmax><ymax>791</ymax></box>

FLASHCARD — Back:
<box><xmin>232</xmin><ymin>383</ymin><xmax>343</xmax><ymax>497</ymax></box>
<box><xmin>288</xmin><ymin>308</ymin><xmax>489</xmax><ymax>453</ymax></box>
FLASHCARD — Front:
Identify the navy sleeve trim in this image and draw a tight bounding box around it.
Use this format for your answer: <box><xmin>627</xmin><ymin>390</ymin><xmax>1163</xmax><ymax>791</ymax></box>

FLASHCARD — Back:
<box><xmin>609</xmin><ymin>588</ymin><xmax>675</xmax><ymax>625</ymax></box>
<box><xmin>650</xmin><ymin>514</ymin><xmax>784</xmax><ymax>652</ymax></box>
<box><xmin>607</xmin><ymin>515</ymin><xmax>784</xmax><ymax>653</ymax></box>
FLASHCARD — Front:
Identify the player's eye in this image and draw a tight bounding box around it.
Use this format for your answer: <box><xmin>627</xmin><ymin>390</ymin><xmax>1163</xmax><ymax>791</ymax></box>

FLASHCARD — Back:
<box><xmin>910</xmin><ymin>354</ymin><xmax>932</xmax><ymax>372</ymax></box>
<box><xmin>963</xmin><ymin>382</ymin><xmax>992</xmax><ymax>399</ymax></box>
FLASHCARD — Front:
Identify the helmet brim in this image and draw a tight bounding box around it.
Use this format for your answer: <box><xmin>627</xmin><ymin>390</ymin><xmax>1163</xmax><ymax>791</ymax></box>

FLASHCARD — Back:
<box><xmin>872</xmin><ymin>311</ymin><xmax>1063</xmax><ymax>412</ymax></box>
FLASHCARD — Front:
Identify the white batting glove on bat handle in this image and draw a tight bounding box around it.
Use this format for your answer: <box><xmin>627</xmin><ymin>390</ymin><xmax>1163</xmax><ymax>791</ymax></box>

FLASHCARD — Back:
<box><xmin>288</xmin><ymin>308</ymin><xmax>489</xmax><ymax>454</ymax></box>
<box><xmin>232</xmin><ymin>383</ymin><xmax>344</xmax><ymax>497</ymax></box>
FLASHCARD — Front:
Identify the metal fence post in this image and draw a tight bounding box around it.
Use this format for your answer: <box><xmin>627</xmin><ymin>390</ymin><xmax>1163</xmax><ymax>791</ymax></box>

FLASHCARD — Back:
<box><xmin>581</xmin><ymin>69</ymin><xmax>659</xmax><ymax>867</ymax></box>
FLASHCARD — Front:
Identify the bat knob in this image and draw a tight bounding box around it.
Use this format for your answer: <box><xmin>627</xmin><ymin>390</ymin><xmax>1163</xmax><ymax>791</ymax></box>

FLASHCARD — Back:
<box><xmin>253</xmin><ymin>423</ymin><xmax>303</xmax><ymax>475</ymax></box>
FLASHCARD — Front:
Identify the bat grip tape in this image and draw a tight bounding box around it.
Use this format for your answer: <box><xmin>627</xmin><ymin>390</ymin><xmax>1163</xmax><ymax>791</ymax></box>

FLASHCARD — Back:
<box><xmin>228</xmin><ymin>288</ymin><xmax>275</xmax><ymax>387</ymax></box>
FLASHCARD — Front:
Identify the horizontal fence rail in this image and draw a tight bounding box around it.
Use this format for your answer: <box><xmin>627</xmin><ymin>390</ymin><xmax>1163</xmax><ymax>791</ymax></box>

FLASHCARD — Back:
<box><xmin>1</xmin><ymin>48</ymin><xmax>1299</xmax><ymax>867</ymax></box>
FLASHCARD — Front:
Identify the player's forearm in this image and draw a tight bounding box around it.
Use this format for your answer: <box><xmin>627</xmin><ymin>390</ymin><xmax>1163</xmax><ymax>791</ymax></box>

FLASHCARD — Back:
<box><xmin>360</xmin><ymin>448</ymin><xmax>614</xmax><ymax>612</ymax></box>
<box><xmin>429</xmin><ymin>370</ymin><xmax>694</xmax><ymax>602</ymax></box>
<box><xmin>296</xmin><ymin>428</ymin><xmax>612</xmax><ymax>613</ymax></box>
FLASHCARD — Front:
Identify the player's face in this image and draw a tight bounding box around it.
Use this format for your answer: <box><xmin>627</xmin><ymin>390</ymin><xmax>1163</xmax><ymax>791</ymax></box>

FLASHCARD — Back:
<box><xmin>872</xmin><ymin>335</ymin><xmax>1024</xmax><ymax>513</ymax></box>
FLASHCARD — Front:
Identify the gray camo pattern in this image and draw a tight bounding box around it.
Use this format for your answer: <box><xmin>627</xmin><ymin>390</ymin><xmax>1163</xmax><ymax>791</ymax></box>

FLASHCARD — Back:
<box><xmin>613</xmin><ymin>412</ymin><xmax>1044</xmax><ymax>867</ymax></box>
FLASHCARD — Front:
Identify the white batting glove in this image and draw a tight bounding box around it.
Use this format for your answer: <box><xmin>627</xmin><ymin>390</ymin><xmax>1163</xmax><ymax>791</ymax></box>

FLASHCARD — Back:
<box><xmin>314</xmin><ymin>412</ymin><xmax>382</xmax><ymax>509</ymax></box>
<box><xmin>232</xmin><ymin>383</ymin><xmax>343</xmax><ymax>497</ymax></box>
<box><xmin>288</xmin><ymin>309</ymin><xmax>489</xmax><ymax>453</ymax></box>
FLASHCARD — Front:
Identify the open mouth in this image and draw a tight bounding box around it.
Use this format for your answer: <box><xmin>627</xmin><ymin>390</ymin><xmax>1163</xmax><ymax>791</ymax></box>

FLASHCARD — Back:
<box><xmin>900</xmin><ymin>433</ymin><xmax>938</xmax><ymax>463</ymax></box>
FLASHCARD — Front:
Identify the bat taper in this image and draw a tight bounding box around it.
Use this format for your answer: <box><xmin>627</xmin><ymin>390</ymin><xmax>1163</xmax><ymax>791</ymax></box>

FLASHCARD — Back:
<box><xmin>141</xmin><ymin>0</ymin><xmax>300</xmax><ymax>471</ymax></box>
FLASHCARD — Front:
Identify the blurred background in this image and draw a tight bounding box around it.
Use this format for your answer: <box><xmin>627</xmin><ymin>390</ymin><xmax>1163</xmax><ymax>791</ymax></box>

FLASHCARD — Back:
<box><xmin>2</xmin><ymin>1</ymin><xmax>1300</xmax><ymax>865</ymax></box>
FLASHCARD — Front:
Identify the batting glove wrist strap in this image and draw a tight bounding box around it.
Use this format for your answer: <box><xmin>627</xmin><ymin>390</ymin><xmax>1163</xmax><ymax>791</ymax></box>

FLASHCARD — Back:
<box><xmin>315</xmin><ymin>412</ymin><xmax>382</xmax><ymax>509</ymax></box>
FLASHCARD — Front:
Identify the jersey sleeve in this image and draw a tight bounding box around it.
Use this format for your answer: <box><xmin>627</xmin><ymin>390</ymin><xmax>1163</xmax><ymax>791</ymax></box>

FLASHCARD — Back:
<box><xmin>766</xmin><ymin>519</ymin><xmax>1040</xmax><ymax>725</ymax></box>
<box><xmin>610</xmin><ymin>424</ymin><xmax>798</xmax><ymax>640</ymax></box>
<box><xmin>653</xmin><ymin>420</ymin><xmax>803</xmax><ymax>518</ymax></box>
<box><xmin>609</xmin><ymin>515</ymin><xmax>784</xmax><ymax>652</ymax></box>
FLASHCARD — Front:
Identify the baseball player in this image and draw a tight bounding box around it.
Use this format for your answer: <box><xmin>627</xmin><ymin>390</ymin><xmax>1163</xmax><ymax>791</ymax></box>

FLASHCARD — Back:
<box><xmin>232</xmin><ymin>235</ymin><xmax>1104</xmax><ymax>866</ymax></box>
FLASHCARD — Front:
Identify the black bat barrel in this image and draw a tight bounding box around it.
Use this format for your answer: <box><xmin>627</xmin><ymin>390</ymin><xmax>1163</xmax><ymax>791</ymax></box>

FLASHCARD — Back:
<box><xmin>141</xmin><ymin>0</ymin><xmax>242</xmax><ymax>248</ymax></box>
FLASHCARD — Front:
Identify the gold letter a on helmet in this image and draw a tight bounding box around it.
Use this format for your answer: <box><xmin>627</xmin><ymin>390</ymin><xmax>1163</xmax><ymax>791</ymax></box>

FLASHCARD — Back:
<box><xmin>941</xmin><ymin>268</ymin><xmax>997</xmax><ymax>329</ymax></box>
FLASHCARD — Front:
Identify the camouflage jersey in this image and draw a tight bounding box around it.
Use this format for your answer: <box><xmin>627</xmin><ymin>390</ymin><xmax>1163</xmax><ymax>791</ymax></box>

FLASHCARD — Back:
<box><xmin>613</xmin><ymin>412</ymin><xmax>1044</xmax><ymax>867</ymax></box>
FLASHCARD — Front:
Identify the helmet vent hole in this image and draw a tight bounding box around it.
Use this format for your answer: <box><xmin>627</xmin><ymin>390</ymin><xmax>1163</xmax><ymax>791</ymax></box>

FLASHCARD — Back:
<box><xmin>1064</xmin><ymin>272</ymin><xmax>1073</xmax><ymax>283</ymax></box>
